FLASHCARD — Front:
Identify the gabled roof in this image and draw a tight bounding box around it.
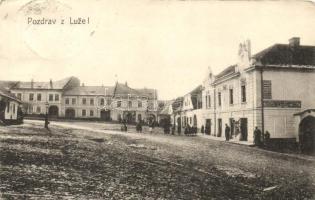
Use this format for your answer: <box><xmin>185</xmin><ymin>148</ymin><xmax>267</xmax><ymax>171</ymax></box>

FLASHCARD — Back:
<box><xmin>63</xmin><ymin>86</ymin><xmax>114</xmax><ymax>96</ymax></box>
<box><xmin>190</xmin><ymin>85</ymin><xmax>203</xmax><ymax>109</ymax></box>
<box><xmin>0</xmin><ymin>76</ymin><xmax>79</xmax><ymax>90</ymax></box>
<box><xmin>215</xmin><ymin>65</ymin><xmax>236</xmax><ymax>79</ymax></box>
<box><xmin>252</xmin><ymin>44</ymin><xmax>315</xmax><ymax>66</ymax></box>
<box><xmin>17</xmin><ymin>77</ymin><xmax>76</xmax><ymax>90</ymax></box>
<box><xmin>158</xmin><ymin>100</ymin><xmax>174</xmax><ymax>115</ymax></box>
<box><xmin>0</xmin><ymin>86</ymin><xmax>21</xmax><ymax>103</ymax></box>
<box><xmin>0</xmin><ymin>81</ymin><xmax>19</xmax><ymax>90</ymax></box>
<box><xmin>172</xmin><ymin>97</ymin><xmax>183</xmax><ymax>112</ymax></box>
<box><xmin>113</xmin><ymin>82</ymin><xmax>157</xmax><ymax>99</ymax></box>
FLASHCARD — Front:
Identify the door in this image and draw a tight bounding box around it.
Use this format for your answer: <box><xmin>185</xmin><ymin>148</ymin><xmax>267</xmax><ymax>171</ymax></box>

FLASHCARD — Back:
<box><xmin>240</xmin><ymin>118</ymin><xmax>248</xmax><ymax>141</ymax></box>
<box><xmin>218</xmin><ymin>118</ymin><xmax>222</xmax><ymax>137</ymax></box>
<box><xmin>65</xmin><ymin>108</ymin><xmax>75</xmax><ymax>119</ymax></box>
<box><xmin>229</xmin><ymin>118</ymin><xmax>234</xmax><ymax>139</ymax></box>
<box><xmin>100</xmin><ymin>110</ymin><xmax>111</xmax><ymax>121</ymax></box>
<box><xmin>205</xmin><ymin>119</ymin><xmax>211</xmax><ymax>135</ymax></box>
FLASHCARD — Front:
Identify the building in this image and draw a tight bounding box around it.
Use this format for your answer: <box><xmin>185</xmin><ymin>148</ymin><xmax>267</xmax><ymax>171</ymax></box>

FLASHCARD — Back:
<box><xmin>0</xmin><ymin>85</ymin><xmax>22</xmax><ymax>125</ymax></box>
<box><xmin>201</xmin><ymin>37</ymin><xmax>315</xmax><ymax>149</ymax></box>
<box><xmin>180</xmin><ymin>85</ymin><xmax>203</xmax><ymax>131</ymax></box>
<box><xmin>109</xmin><ymin>82</ymin><xmax>158</xmax><ymax>123</ymax></box>
<box><xmin>1</xmin><ymin>78</ymin><xmax>158</xmax><ymax>123</ymax></box>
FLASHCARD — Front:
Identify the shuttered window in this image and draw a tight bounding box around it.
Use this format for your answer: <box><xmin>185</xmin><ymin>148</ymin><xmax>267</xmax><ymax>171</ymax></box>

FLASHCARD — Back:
<box><xmin>263</xmin><ymin>80</ymin><xmax>272</xmax><ymax>99</ymax></box>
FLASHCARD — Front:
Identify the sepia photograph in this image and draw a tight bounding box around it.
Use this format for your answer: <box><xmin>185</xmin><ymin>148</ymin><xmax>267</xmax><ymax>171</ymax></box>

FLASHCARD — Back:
<box><xmin>0</xmin><ymin>0</ymin><xmax>315</xmax><ymax>199</ymax></box>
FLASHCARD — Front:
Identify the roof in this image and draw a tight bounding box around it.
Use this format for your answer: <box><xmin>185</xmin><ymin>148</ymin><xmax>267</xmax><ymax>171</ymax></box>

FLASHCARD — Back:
<box><xmin>63</xmin><ymin>86</ymin><xmax>114</xmax><ymax>96</ymax></box>
<box><xmin>0</xmin><ymin>81</ymin><xmax>19</xmax><ymax>90</ymax></box>
<box><xmin>172</xmin><ymin>97</ymin><xmax>184</xmax><ymax>112</ymax></box>
<box><xmin>0</xmin><ymin>86</ymin><xmax>21</xmax><ymax>103</ymax></box>
<box><xmin>158</xmin><ymin>100</ymin><xmax>174</xmax><ymax>115</ymax></box>
<box><xmin>190</xmin><ymin>85</ymin><xmax>203</xmax><ymax>109</ymax></box>
<box><xmin>215</xmin><ymin>65</ymin><xmax>236</xmax><ymax>79</ymax></box>
<box><xmin>17</xmin><ymin>77</ymin><xmax>76</xmax><ymax>90</ymax></box>
<box><xmin>252</xmin><ymin>44</ymin><xmax>315</xmax><ymax>66</ymax></box>
<box><xmin>113</xmin><ymin>82</ymin><xmax>157</xmax><ymax>99</ymax></box>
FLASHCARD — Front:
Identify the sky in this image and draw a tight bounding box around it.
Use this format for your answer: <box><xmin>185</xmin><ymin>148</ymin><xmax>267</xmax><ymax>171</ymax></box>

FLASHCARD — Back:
<box><xmin>0</xmin><ymin>0</ymin><xmax>314</xmax><ymax>100</ymax></box>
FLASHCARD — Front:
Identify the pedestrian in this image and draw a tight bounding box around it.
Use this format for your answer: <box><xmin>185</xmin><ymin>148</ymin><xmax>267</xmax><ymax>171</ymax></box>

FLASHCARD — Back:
<box><xmin>253</xmin><ymin>127</ymin><xmax>262</xmax><ymax>146</ymax></box>
<box><xmin>201</xmin><ymin>125</ymin><xmax>205</xmax><ymax>134</ymax></box>
<box><xmin>136</xmin><ymin>121</ymin><xmax>142</xmax><ymax>133</ymax></box>
<box><xmin>225</xmin><ymin>124</ymin><xmax>230</xmax><ymax>141</ymax></box>
<box><xmin>171</xmin><ymin>125</ymin><xmax>175</xmax><ymax>135</ymax></box>
<box><xmin>264</xmin><ymin>131</ymin><xmax>270</xmax><ymax>147</ymax></box>
<box><xmin>44</xmin><ymin>114</ymin><xmax>50</xmax><ymax>130</ymax></box>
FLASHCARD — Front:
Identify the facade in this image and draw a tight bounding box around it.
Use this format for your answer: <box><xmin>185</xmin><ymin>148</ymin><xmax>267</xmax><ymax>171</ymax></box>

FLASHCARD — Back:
<box><xmin>180</xmin><ymin>85</ymin><xmax>203</xmax><ymax>130</ymax></box>
<box><xmin>201</xmin><ymin>37</ymin><xmax>315</xmax><ymax>146</ymax></box>
<box><xmin>0</xmin><ymin>85</ymin><xmax>22</xmax><ymax>124</ymax></box>
<box><xmin>1</xmin><ymin>78</ymin><xmax>158</xmax><ymax>123</ymax></box>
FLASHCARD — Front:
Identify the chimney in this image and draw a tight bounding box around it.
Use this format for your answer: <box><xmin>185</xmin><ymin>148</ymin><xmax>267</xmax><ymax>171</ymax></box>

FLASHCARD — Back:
<box><xmin>289</xmin><ymin>37</ymin><xmax>300</xmax><ymax>47</ymax></box>
<box><xmin>125</xmin><ymin>81</ymin><xmax>128</xmax><ymax>86</ymax></box>
<box><xmin>81</xmin><ymin>83</ymin><xmax>85</xmax><ymax>87</ymax></box>
<box><xmin>31</xmin><ymin>79</ymin><xmax>34</xmax><ymax>88</ymax></box>
<box><xmin>50</xmin><ymin>79</ymin><xmax>53</xmax><ymax>89</ymax></box>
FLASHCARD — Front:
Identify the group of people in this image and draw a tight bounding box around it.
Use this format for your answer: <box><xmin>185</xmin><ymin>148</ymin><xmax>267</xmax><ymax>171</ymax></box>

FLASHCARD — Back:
<box><xmin>184</xmin><ymin>124</ymin><xmax>197</xmax><ymax>136</ymax></box>
<box><xmin>253</xmin><ymin>126</ymin><xmax>270</xmax><ymax>147</ymax></box>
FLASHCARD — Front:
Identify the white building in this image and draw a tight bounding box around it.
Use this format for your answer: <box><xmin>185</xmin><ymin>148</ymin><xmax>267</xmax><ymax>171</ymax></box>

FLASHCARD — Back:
<box><xmin>202</xmin><ymin>37</ymin><xmax>315</xmax><ymax>151</ymax></box>
<box><xmin>0</xmin><ymin>85</ymin><xmax>22</xmax><ymax>124</ymax></box>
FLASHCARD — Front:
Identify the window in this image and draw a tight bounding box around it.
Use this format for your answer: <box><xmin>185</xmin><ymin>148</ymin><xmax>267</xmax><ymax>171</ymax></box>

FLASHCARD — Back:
<box><xmin>128</xmin><ymin>101</ymin><xmax>132</xmax><ymax>108</ymax></box>
<box><xmin>36</xmin><ymin>106</ymin><xmax>41</xmax><ymax>113</ymax></box>
<box><xmin>82</xmin><ymin>109</ymin><xmax>86</xmax><ymax>116</ymax></box>
<box><xmin>206</xmin><ymin>96</ymin><xmax>209</xmax><ymax>108</ymax></box>
<box><xmin>107</xmin><ymin>99</ymin><xmax>111</xmax><ymax>106</ymax></box>
<box><xmin>229</xmin><ymin>89</ymin><xmax>234</xmax><ymax>104</ymax></box>
<box><xmin>37</xmin><ymin>93</ymin><xmax>42</xmax><ymax>101</ymax></box>
<box><xmin>117</xmin><ymin>101</ymin><xmax>121</xmax><ymax>107</ymax></box>
<box><xmin>218</xmin><ymin>92</ymin><xmax>221</xmax><ymax>106</ymax></box>
<box><xmin>65</xmin><ymin>98</ymin><xmax>70</xmax><ymax>105</ymax></box>
<box><xmin>13</xmin><ymin>104</ymin><xmax>16</xmax><ymax>114</ymax></box>
<box><xmin>17</xmin><ymin>93</ymin><xmax>22</xmax><ymax>100</ymax></box>
<box><xmin>55</xmin><ymin>94</ymin><xmax>59</xmax><ymax>101</ymax></box>
<box><xmin>72</xmin><ymin>98</ymin><xmax>76</xmax><ymax>105</ymax></box>
<box><xmin>263</xmin><ymin>80</ymin><xmax>272</xmax><ymax>99</ymax></box>
<box><xmin>29</xmin><ymin>93</ymin><xmax>34</xmax><ymax>101</ymax></box>
<box><xmin>6</xmin><ymin>102</ymin><xmax>9</xmax><ymax>112</ymax></box>
<box><xmin>208</xmin><ymin>95</ymin><xmax>211</xmax><ymax>108</ymax></box>
<box><xmin>82</xmin><ymin>98</ymin><xmax>86</xmax><ymax>105</ymax></box>
<box><xmin>241</xmin><ymin>85</ymin><xmax>246</xmax><ymax>103</ymax></box>
<box><xmin>49</xmin><ymin>94</ymin><xmax>53</xmax><ymax>101</ymax></box>
<box><xmin>90</xmin><ymin>110</ymin><xmax>94</xmax><ymax>116</ymax></box>
<box><xmin>90</xmin><ymin>99</ymin><xmax>94</xmax><ymax>105</ymax></box>
<box><xmin>100</xmin><ymin>98</ymin><xmax>104</xmax><ymax>106</ymax></box>
<box><xmin>138</xmin><ymin>101</ymin><xmax>142</xmax><ymax>108</ymax></box>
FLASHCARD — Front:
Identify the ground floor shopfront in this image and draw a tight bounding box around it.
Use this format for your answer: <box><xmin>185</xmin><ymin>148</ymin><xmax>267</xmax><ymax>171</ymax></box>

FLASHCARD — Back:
<box><xmin>201</xmin><ymin>109</ymin><xmax>256</xmax><ymax>143</ymax></box>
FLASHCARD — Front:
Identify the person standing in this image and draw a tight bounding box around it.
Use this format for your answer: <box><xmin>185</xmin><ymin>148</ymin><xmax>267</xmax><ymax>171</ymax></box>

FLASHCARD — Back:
<box><xmin>254</xmin><ymin>127</ymin><xmax>262</xmax><ymax>146</ymax></box>
<box><xmin>225</xmin><ymin>124</ymin><xmax>230</xmax><ymax>141</ymax></box>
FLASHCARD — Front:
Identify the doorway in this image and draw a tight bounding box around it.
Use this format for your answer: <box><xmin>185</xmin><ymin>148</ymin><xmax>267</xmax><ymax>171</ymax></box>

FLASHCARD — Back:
<box><xmin>65</xmin><ymin>108</ymin><xmax>75</xmax><ymax>119</ymax></box>
<box><xmin>205</xmin><ymin>119</ymin><xmax>211</xmax><ymax>135</ymax></box>
<box><xmin>299</xmin><ymin>116</ymin><xmax>315</xmax><ymax>154</ymax></box>
<box><xmin>48</xmin><ymin>106</ymin><xmax>59</xmax><ymax>118</ymax></box>
<box><xmin>100</xmin><ymin>110</ymin><xmax>111</xmax><ymax>121</ymax></box>
<box><xmin>240</xmin><ymin>118</ymin><xmax>248</xmax><ymax>141</ymax></box>
<box><xmin>229</xmin><ymin>118</ymin><xmax>234</xmax><ymax>139</ymax></box>
<box><xmin>218</xmin><ymin>118</ymin><xmax>222</xmax><ymax>137</ymax></box>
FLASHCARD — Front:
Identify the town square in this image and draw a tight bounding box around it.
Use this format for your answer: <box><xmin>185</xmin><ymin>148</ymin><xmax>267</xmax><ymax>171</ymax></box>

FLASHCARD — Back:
<box><xmin>0</xmin><ymin>0</ymin><xmax>315</xmax><ymax>199</ymax></box>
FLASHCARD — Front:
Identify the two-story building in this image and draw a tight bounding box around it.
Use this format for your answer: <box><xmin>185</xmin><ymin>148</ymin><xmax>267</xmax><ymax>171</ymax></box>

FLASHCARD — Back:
<box><xmin>202</xmin><ymin>37</ymin><xmax>315</xmax><ymax>150</ymax></box>
<box><xmin>110</xmin><ymin>82</ymin><xmax>158</xmax><ymax>123</ymax></box>
<box><xmin>1</xmin><ymin>78</ymin><xmax>159</xmax><ymax>123</ymax></box>
<box><xmin>7</xmin><ymin>77</ymin><xmax>80</xmax><ymax>117</ymax></box>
